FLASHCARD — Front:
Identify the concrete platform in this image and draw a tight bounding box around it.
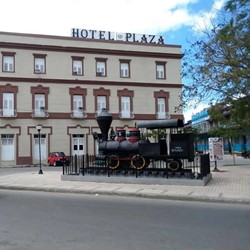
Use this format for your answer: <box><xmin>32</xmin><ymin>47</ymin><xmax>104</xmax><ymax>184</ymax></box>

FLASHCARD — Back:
<box><xmin>61</xmin><ymin>173</ymin><xmax>212</xmax><ymax>186</ymax></box>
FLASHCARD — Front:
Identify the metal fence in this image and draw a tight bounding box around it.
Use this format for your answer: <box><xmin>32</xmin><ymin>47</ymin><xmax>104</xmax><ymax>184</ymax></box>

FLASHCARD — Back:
<box><xmin>63</xmin><ymin>153</ymin><xmax>210</xmax><ymax>180</ymax></box>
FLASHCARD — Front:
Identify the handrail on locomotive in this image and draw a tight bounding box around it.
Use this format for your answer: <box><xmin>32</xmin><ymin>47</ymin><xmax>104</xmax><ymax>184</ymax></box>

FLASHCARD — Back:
<box><xmin>93</xmin><ymin>108</ymin><xmax>195</xmax><ymax>171</ymax></box>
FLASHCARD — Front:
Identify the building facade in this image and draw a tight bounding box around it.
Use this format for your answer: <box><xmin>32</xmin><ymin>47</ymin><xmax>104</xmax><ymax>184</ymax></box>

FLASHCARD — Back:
<box><xmin>191</xmin><ymin>109</ymin><xmax>210</xmax><ymax>151</ymax></box>
<box><xmin>191</xmin><ymin>108</ymin><xmax>250</xmax><ymax>153</ymax></box>
<box><xmin>0</xmin><ymin>31</ymin><xmax>183</xmax><ymax>167</ymax></box>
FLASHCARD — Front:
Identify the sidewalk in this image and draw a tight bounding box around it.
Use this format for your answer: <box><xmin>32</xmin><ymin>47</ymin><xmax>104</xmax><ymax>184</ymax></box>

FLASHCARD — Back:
<box><xmin>0</xmin><ymin>156</ymin><xmax>250</xmax><ymax>204</ymax></box>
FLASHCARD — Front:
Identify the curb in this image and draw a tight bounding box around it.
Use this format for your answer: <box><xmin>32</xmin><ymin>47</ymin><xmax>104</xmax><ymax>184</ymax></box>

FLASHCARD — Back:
<box><xmin>1</xmin><ymin>185</ymin><xmax>250</xmax><ymax>205</ymax></box>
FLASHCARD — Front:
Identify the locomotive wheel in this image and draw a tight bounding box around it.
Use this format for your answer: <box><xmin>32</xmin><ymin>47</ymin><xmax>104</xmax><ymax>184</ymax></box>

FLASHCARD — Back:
<box><xmin>168</xmin><ymin>159</ymin><xmax>182</xmax><ymax>171</ymax></box>
<box><xmin>106</xmin><ymin>155</ymin><xmax>120</xmax><ymax>170</ymax></box>
<box><xmin>131</xmin><ymin>155</ymin><xmax>146</xmax><ymax>170</ymax></box>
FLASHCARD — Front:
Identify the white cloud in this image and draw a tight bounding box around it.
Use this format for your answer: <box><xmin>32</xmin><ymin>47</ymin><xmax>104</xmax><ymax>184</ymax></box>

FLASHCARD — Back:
<box><xmin>192</xmin><ymin>0</ymin><xmax>226</xmax><ymax>32</ymax></box>
<box><xmin>0</xmin><ymin>0</ymin><xmax>223</xmax><ymax>37</ymax></box>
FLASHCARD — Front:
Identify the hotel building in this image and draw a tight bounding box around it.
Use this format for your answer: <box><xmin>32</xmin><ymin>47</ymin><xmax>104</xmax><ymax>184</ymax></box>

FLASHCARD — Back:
<box><xmin>0</xmin><ymin>30</ymin><xmax>183</xmax><ymax>167</ymax></box>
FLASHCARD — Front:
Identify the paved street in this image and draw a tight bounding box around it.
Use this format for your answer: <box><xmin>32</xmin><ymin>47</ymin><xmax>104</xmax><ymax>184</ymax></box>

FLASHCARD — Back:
<box><xmin>0</xmin><ymin>154</ymin><xmax>250</xmax><ymax>204</ymax></box>
<box><xmin>1</xmin><ymin>189</ymin><xmax>250</xmax><ymax>250</ymax></box>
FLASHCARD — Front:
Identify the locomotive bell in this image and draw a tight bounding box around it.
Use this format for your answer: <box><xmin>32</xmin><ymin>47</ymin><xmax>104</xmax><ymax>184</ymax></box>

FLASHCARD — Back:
<box><xmin>96</xmin><ymin>108</ymin><xmax>113</xmax><ymax>141</ymax></box>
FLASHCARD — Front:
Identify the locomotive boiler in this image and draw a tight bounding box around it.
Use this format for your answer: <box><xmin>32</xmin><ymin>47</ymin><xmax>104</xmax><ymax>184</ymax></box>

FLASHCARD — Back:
<box><xmin>94</xmin><ymin>109</ymin><xmax>195</xmax><ymax>171</ymax></box>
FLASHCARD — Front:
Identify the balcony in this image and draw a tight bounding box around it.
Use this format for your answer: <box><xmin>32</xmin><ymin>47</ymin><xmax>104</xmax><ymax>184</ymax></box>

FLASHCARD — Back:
<box><xmin>95</xmin><ymin>110</ymin><xmax>110</xmax><ymax>117</ymax></box>
<box><xmin>119</xmin><ymin>111</ymin><xmax>135</xmax><ymax>120</ymax></box>
<box><xmin>0</xmin><ymin>109</ymin><xmax>17</xmax><ymax>118</ymax></box>
<box><xmin>156</xmin><ymin>112</ymin><xmax>170</xmax><ymax>120</ymax></box>
<box><xmin>70</xmin><ymin>109</ymin><xmax>87</xmax><ymax>119</ymax></box>
<box><xmin>32</xmin><ymin>108</ymin><xmax>49</xmax><ymax>118</ymax></box>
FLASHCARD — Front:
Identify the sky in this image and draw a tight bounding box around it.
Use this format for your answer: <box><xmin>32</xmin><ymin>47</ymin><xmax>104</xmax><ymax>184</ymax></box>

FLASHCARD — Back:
<box><xmin>0</xmin><ymin>0</ymin><xmax>226</xmax><ymax>121</ymax></box>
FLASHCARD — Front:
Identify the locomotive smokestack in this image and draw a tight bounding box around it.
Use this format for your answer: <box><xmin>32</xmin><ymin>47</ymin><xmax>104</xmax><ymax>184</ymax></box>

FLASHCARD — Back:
<box><xmin>96</xmin><ymin>108</ymin><xmax>113</xmax><ymax>141</ymax></box>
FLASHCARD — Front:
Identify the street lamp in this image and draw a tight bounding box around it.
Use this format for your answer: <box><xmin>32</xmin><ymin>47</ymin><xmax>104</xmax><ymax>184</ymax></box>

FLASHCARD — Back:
<box><xmin>36</xmin><ymin>125</ymin><xmax>43</xmax><ymax>174</ymax></box>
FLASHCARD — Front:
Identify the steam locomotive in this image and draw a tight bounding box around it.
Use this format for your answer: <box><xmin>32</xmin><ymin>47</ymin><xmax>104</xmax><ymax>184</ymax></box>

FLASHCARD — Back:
<box><xmin>94</xmin><ymin>109</ymin><xmax>195</xmax><ymax>171</ymax></box>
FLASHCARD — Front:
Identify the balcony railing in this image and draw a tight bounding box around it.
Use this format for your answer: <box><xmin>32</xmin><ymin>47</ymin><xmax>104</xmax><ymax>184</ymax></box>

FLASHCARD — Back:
<box><xmin>0</xmin><ymin>109</ymin><xmax>17</xmax><ymax>118</ymax></box>
<box><xmin>70</xmin><ymin>110</ymin><xmax>87</xmax><ymax>119</ymax></box>
<box><xmin>156</xmin><ymin>112</ymin><xmax>170</xmax><ymax>120</ymax></box>
<box><xmin>32</xmin><ymin>109</ymin><xmax>49</xmax><ymax>118</ymax></box>
<box><xmin>95</xmin><ymin>110</ymin><xmax>111</xmax><ymax>117</ymax></box>
<box><xmin>119</xmin><ymin>111</ymin><xmax>135</xmax><ymax>120</ymax></box>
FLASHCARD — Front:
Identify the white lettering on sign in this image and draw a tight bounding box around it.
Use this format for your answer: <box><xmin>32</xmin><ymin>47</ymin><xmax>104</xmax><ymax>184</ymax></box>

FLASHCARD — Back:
<box><xmin>171</xmin><ymin>146</ymin><xmax>184</xmax><ymax>153</ymax></box>
<box><xmin>71</xmin><ymin>28</ymin><xmax>165</xmax><ymax>45</ymax></box>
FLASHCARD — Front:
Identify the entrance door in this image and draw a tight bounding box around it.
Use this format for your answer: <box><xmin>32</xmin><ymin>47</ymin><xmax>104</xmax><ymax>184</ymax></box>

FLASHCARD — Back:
<box><xmin>1</xmin><ymin>134</ymin><xmax>14</xmax><ymax>161</ymax></box>
<box><xmin>72</xmin><ymin>135</ymin><xmax>84</xmax><ymax>156</ymax></box>
<box><xmin>34</xmin><ymin>134</ymin><xmax>46</xmax><ymax>161</ymax></box>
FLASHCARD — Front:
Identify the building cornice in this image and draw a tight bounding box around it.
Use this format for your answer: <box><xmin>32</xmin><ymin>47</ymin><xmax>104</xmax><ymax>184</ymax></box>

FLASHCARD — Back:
<box><xmin>0</xmin><ymin>41</ymin><xmax>183</xmax><ymax>59</ymax></box>
<box><xmin>0</xmin><ymin>77</ymin><xmax>182</xmax><ymax>88</ymax></box>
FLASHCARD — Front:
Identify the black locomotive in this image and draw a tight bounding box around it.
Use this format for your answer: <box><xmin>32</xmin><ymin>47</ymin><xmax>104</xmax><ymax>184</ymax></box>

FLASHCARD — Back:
<box><xmin>94</xmin><ymin>109</ymin><xmax>195</xmax><ymax>171</ymax></box>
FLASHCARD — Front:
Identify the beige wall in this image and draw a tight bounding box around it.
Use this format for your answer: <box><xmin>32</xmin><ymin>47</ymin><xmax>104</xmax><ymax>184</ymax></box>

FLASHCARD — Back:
<box><xmin>2</xmin><ymin>50</ymin><xmax>182</xmax><ymax>84</ymax></box>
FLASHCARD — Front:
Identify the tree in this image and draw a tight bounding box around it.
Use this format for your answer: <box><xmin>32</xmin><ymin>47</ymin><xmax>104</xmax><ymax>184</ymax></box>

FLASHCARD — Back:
<box><xmin>208</xmin><ymin>95</ymin><xmax>250</xmax><ymax>160</ymax></box>
<box><xmin>182</xmin><ymin>0</ymin><xmax>250</xmax><ymax>127</ymax></box>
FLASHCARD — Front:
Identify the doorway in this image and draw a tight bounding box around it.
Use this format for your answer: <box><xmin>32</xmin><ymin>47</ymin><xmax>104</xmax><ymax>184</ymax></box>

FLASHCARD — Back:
<box><xmin>72</xmin><ymin>134</ymin><xmax>84</xmax><ymax>156</ymax></box>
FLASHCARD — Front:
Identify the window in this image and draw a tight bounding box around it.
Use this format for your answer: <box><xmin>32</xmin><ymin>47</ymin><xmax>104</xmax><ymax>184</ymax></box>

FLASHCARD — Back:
<box><xmin>120</xmin><ymin>60</ymin><xmax>130</xmax><ymax>78</ymax></box>
<box><xmin>3</xmin><ymin>93</ymin><xmax>14</xmax><ymax>117</ymax></box>
<box><xmin>3</xmin><ymin>56</ymin><xmax>14</xmax><ymax>72</ymax></box>
<box><xmin>73</xmin><ymin>60</ymin><xmax>83</xmax><ymax>75</ymax></box>
<box><xmin>154</xmin><ymin>90</ymin><xmax>169</xmax><ymax>119</ymax></box>
<box><xmin>93</xmin><ymin>88</ymin><xmax>110</xmax><ymax>114</ymax></box>
<box><xmin>31</xmin><ymin>85</ymin><xmax>49</xmax><ymax>118</ymax></box>
<box><xmin>97</xmin><ymin>96</ymin><xmax>106</xmax><ymax>113</ymax></box>
<box><xmin>33</xmin><ymin>54</ymin><xmax>46</xmax><ymax>74</ymax></box>
<box><xmin>72</xmin><ymin>57</ymin><xmax>84</xmax><ymax>75</ymax></box>
<box><xmin>156</xmin><ymin>62</ymin><xmax>166</xmax><ymax>79</ymax></box>
<box><xmin>0</xmin><ymin>84</ymin><xmax>18</xmax><ymax>118</ymax></box>
<box><xmin>2</xmin><ymin>52</ymin><xmax>15</xmax><ymax>72</ymax></box>
<box><xmin>73</xmin><ymin>95</ymin><xmax>85</xmax><ymax>118</ymax></box>
<box><xmin>121</xmin><ymin>97</ymin><xmax>130</xmax><ymax>118</ymax></box>
<box><xmin>117</xmin><ymin>89</ymin><xmax>134</xmax><ymax>119</ymax></box>
<box><xmin>157</xmin><ymin>98</ymin><xmax>166</xmax><ymax>119</ymax></box>
<box><xmin>96</xmin><ymin>58</ymin><xmax>107</xmax><ymax>76</ymax></box>
<box><xmin>69</xmin><ymin>87</ymin><xmax>87</xmax><ymax>119</ymax></box>
<box><xmin>73</xmin><ymin>95</ymin><xmax>83</xmax><ymax>111</ymax></box>
<box><xmin>35</xmin><ymin>94</ymin><xmax>45</xmax><ymax>116</ymax></box>
<box><xmin>35</xmin><ymin>58</ymin><xmax>45</xmax><ymax>73</ymax></box>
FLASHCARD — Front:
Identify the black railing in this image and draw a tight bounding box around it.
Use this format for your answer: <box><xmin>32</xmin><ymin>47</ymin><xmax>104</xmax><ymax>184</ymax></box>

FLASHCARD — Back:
<box><xmin>63</xmin><ymin>154</ymin><xmax>210</xmax><ymax>180</ymax></box>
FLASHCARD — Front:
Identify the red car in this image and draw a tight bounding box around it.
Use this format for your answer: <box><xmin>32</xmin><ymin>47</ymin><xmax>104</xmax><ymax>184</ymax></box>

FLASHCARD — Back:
<box><xmin>48</xmin><ymin>152</ymin><xmax>70</xmax><ymax>166</ymax></box>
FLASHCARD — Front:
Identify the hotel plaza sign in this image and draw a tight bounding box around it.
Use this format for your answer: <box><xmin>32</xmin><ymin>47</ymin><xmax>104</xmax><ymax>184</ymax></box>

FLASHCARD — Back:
<box><xmin>71</xmin><ymin>28</ymin><xmax>165</xmax><ymax>44</ymax></box>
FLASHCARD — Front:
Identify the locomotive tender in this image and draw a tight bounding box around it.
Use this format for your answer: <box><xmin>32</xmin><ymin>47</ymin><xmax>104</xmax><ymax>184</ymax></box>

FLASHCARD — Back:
<box><xmin>94</xmin><ymin>109</ymin><xmax>195</xmax><ymax>171</ymax></box>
